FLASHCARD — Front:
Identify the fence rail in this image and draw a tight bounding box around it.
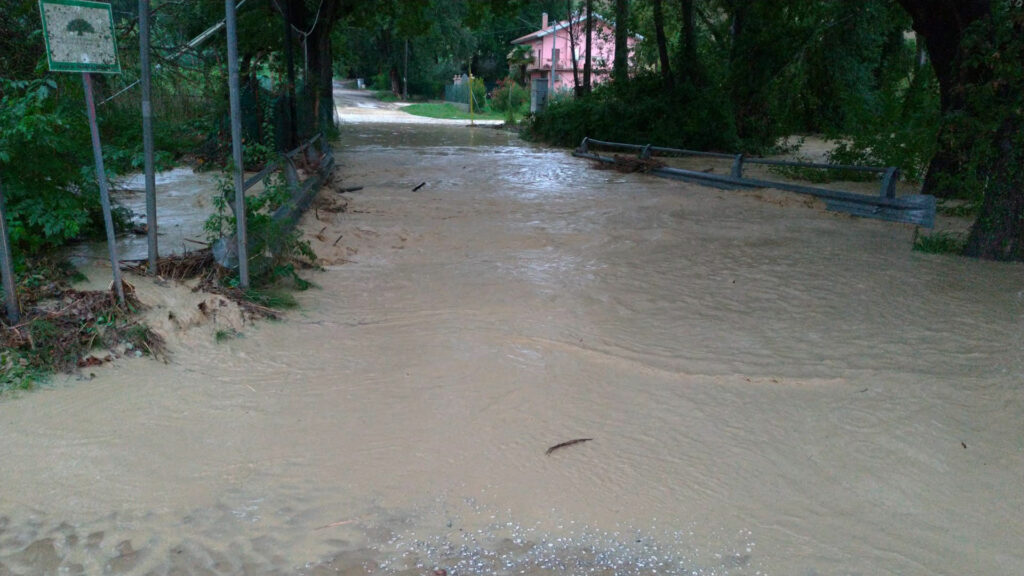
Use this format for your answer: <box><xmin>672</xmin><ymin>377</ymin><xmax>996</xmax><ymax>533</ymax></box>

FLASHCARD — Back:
<box><xmin>575</xmin><ymin>137</ymin><xmax>934</xmax><ymax>228</ymax></box>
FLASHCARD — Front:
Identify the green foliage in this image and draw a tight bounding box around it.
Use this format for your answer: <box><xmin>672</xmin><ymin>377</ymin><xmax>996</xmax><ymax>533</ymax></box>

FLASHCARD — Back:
<box><xmin>369</xmin><ymin>72</ymin><xmax>392</xmax><ymax>92</ymax></box>
<box><xmin>205</xmin><ymin>172</ymin><xmax>316</xmax><ymax>289</ymax></box>
<box><xmin>936</xmin><ymin>199</ymin><xmax>980</xmax><ymax>219</ymax></box>
<box><xmin>527</xmin><ymin>73</ymin><xmax>738</xmax><ymax>151</ymax></box>
<box><xmin>469</xmin><ymin>77</ymin><xmax>486</xmax><ymax>111</ymax></box>
<box><xmin>0</xmin><ymin>78</ymin><xmax>112</xmax><ymax>253</ymax></box>
<box><xmin>1</xmin><ymin>349</ymin><xmax>47</xmax><ymax>395</ymax></box>
<box><xmin>913</xmin><ymin>229</ymin><xmax>967</xmax><ymax>255</ymax></box>
<box><xmin>214</xmin><ymin>328</ymin><xmax>242</xmax><ymax>342</ymax></box>
<box><xmin>243</xmin><ymin>288</ymin><xmax>299</xmax><ymax>310</ymax></box>
<box><xmin>826</xmin><ymin>65</ymin><xmax>940</xmax><ymax>183</ymax></box>
<box><xmin>933</xmin><ymin>5</ymin><xmax>1024</xmax><ymax>206</ymax></box>
<box><xmin>402</xmin><ymin>102</ymin><xmax>506</xmax><ymax>121</ymax></box>
<box><xmin>767</xmin><ymin>160</ymin><xmax>876</xmax><ymax>184</ymax></box>
<box><xmin>489</xmin><ymin>78</ymin><xmax>529</xmax><ymax>113</ymax></box>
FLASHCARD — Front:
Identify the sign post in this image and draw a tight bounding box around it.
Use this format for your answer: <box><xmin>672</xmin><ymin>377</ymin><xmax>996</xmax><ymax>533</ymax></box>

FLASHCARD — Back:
<box><xmin>40</xmin><ymin>0</ymin><xmax>125</xmax><ymax>305</ymax></box>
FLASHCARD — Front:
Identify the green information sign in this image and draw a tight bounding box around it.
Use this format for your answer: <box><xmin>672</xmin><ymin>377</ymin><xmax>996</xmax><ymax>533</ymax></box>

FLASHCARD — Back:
<box><xmin>39</xmin><ymin>0</ymin><xmax>121</xmax><ymax>74</ymax></box>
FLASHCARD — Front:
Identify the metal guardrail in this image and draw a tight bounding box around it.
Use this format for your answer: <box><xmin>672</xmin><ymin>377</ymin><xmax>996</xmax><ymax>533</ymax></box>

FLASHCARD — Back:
<box><xmin>214</xmin><ymin>133</ymin><xmax>335</xmax><ymax>268</ymax></box>
<box><xmin>575</xmin><ymin>137</ymin><xmax>934</xmax><ymax>228</ymax></box>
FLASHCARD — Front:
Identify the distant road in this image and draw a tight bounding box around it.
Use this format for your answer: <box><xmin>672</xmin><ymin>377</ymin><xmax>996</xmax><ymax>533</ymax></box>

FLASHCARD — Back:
<box><xmin>333</xmin><ymin>81</ymin><xmax>503</xmax><ymax>125</ymax></box>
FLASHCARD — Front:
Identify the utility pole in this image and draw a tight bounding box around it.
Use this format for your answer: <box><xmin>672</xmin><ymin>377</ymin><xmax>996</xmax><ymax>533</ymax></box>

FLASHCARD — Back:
<box><xmin>225</xmin><ymin>0</ymin><xmax>250</xmax><ymax>288</ymax></box>
<box><xmin>548</xmin><ymin>16</ymin><xmax>557</xmax><ymax>100</ymax></box>
<box><xmin>139</xmin><ymin>0</ymin><xmax>158</xmax><ymax>273</ymax></box>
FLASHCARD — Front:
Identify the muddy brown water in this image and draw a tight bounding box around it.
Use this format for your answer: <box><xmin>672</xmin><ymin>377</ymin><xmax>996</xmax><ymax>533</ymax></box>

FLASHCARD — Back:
<box><xmin>2</xmin><ymin>124</ymin><xmax>1023</xmax><ymax>576</ymax></box>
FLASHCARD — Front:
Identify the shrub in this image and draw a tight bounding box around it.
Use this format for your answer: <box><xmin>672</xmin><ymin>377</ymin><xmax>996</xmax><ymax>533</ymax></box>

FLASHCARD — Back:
<box><xmin>913</xmin><ymin>229</ymin><xmax>967</xmax><ymax>254</ymax></box>
<box><xmin>525</xmin><ymin>73</ymin><xmax>739</xmax><ymax>152</ymax></box>
<box><xmin>489</xmin><ymin>78</ymin><xmax>529</xmax><ymax>113</ymax></box>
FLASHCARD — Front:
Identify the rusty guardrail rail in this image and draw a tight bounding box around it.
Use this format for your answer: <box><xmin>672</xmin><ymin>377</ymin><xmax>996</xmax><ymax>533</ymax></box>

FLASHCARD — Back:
<box><xmin>574</xmin><ymin>137</ymin><xmax>934</xmax><ymax>228</ymax></box>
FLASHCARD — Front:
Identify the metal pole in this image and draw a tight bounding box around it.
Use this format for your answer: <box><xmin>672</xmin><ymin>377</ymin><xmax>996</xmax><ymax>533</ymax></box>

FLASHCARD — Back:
<box><xmin>403</xmin><ymin>39</ymin><xmax>408</xmax><ymax>100</ymax></box>
<box><xmin>139</xmin><ymin>0</ymin><xmax>158</xmax><ymax>273</ymax></box>
<box><xmin>0</xmin><ymin>175</ymin><xmax>19</xmax><ymax>323</ymax></box>
<box><xmin>82</xmin><ymin>73</ymin><xmax>126</xmax><ymax>305</ymax></box>
<box><xmin>548</xmin><ymin>19</ymin><xmax>557</xmax><ymax>99</ymax></box>
<box><xmin>468</xmin><ymin>62</ymin><xmax>474</xmax><ymax>125</ymax></box>
<box><xmin>225</xmin><ymin>0</ymin><xmax>250</xmax><ymax>288</ymax></box>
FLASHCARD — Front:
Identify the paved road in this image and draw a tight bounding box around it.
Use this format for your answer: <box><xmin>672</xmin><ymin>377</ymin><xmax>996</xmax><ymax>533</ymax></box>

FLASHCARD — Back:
<box><xmin>333</xmin><ymin>81</ymin><xmax>504</xmax><ymax>125</ymax></box>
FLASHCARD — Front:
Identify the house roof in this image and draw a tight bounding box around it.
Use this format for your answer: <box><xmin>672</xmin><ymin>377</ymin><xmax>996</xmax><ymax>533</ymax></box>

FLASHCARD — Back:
<box><xmin>511</xmin><ymin>13</ymin><xmax>642</xmax><ymax>45</ymax></box>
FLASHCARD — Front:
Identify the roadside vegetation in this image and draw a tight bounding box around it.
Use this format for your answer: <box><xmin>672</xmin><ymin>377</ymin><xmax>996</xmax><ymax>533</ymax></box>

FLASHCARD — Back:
<box><xmin>525</xmin><ymin>0</ymin><xmax>1024</xmax><ymax>261</ymax></box>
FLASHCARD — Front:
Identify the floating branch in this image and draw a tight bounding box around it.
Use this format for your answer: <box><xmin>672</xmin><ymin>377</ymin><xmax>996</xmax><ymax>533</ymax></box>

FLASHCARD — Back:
<box><xmin>545</xmin><ymin>438</ymin><xmax>593</xmax><ymax>456</ymax></box>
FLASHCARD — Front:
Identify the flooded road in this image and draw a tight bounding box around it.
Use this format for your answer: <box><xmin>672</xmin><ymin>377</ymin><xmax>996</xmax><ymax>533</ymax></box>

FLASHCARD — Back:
<box><xmin>2</xmin><ymin>122</ymin><xmax>1023</xmax><ymax>576</ymax></box>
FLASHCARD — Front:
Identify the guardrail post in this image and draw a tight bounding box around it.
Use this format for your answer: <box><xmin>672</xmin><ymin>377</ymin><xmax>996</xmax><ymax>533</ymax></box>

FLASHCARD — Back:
<box><xmin>880</xmin><ymin>167</ymin><xmax>899</xmax><ymax>199</ymax></box>
<box><xmin>731</xmin><ymin>154</ymin><xmax>745</xmax><ymax>179</ymax></box>
<box><xmin>578</xmin><ymin>137</ymin><xmax>589</xmax><ymax>154</ymax></box>
<box><xmin>640</xmin><ymin>144</ymin><xmax>652</xmax><ymax>160</ymax></box>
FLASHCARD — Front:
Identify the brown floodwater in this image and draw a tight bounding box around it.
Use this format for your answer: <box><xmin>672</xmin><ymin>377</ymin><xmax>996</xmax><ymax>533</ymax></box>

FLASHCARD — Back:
<box><xmin>2</xmin><ymin>123</ymin><xmax>1023</xmax><ymax>576</ymax></box>
<box><xmin>66</xmin><ymin>167</ymin><xmax>222</xmax><ymax>267</ymax></box>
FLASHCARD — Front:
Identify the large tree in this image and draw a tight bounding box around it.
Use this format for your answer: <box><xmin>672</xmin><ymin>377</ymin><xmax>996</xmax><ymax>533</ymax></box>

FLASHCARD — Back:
<box><xmin>651</xmin><ymin>0</ymin><xmax>673</xmax><ymax>90</ymax></box>
<box><xmin>583</xmin><ymin>0</ymin><xmax>594</xmax><ymax>93</ymax></box>
<box><xmin>613</xmin><ymin>0</ymin><xmax>629</xmax><ymax>84</ymax></box>
<box><xmin>897</xmin><ymin>0</ymin><xmax>1024</xmax><ymax>260</ymax></box>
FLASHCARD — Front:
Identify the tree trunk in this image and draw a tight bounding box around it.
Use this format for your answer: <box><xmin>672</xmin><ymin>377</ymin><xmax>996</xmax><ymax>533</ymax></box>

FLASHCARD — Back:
<box><xmin>896</xmin><ymin>0</ymin><xmax>990</xmax><ymax>199</ymax></box>
<box><xmin>309</xmin><ymin>0</ymin><xmax>341</xmax><ymax>136</ymax></box>
<box><xmin>652</xmin><ymin>0</ymin><xmax>673</xmax><ymax>91</ymax></box>
<box><xmin>963</xmin><ymin>115</ymin><xmax>1024</xmax><ymax>260</ymax></box>
<box><xmin>568</xmin><ymin>0</ymin><xmax>582</xmax><ymax>96</ymax></box>
<box><xmin>296</xmin><ymin>0</ymin><xmax>343</xmax><ymax>139</ymax></box>
<box><xmin>613</xmin><ymin>0</ymin><xmax>629</xmax><ymax>84</ymax></box>
<box><xmin>896</xmin><ymin>0</ymin><xmax>1024</xmax><ymax>260</ymax></box>
<box><xmin>281</xmin><ymin>0</ymin><xmax>299</xmax><ymax>150</ymax></box>
<box><xmin>676</xmin><ymin>0</ymin><xmax>699</xmax><ymax>84</ymax></box>
<box><xmin>583</xmin><ymin>0</ymin><xmax>593</xmax><ymax>94</ymax></box>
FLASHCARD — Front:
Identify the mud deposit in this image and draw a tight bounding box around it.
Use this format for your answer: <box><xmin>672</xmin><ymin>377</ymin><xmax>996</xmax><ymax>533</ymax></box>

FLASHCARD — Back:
<box><xmin>2</xmin><ymin>124</ymin><xmax>1023</xmax><ymax>575</ymax></box>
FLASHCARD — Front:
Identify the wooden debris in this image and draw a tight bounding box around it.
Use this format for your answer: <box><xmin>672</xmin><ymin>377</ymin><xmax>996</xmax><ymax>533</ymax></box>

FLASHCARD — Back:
<box><xmin>545</xmin><ymin>438</ymin><xmax>593</xmax><ymax>456</ymax></box>
<box><xmin>593</xmin><ymin>155</ymin><xmax>666</xmax><ymax>173</ymax></box>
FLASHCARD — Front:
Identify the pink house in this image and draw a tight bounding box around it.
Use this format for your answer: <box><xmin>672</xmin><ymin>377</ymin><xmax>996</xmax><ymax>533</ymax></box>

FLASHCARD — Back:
<box><xmin>511</xmin><ymin>12</ymin><xmax>637</xmax><ymax>93</ymax></box>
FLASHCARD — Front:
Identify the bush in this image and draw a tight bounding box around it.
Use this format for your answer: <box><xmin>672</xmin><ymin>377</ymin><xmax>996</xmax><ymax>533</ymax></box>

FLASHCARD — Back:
<box><xmin>205</xmin><ymin>172</ymin><xmax>315</xmax><ymax>288</ymax></box>
<box><xmin>489</xmin><ymin>78</ymin><xmax>529</xmax><ymax>113</ymax></box>
<box><xmin>525</xmin><ymin>73</ymin><xmax>739</xmax><ymax>152</ymax></box>
<box><xmin>0</xmin><ymin>78</ymin><xmax>112</xmax><ymax>253</ymax></box>
<box><xmin>913</xmin><ymin>229</ymin><xmax>967</xmax><ymax>254</ymax></box>
<box><xmin>369</xmin><ymin>71</ymin><xmax>391</xmax><ymax>92</ymax></box>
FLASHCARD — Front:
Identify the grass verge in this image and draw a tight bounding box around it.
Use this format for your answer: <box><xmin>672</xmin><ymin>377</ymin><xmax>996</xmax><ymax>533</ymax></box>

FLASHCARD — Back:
<box><xmin>401</xmin><ymin>103</ymin><xmax>505</xmax><ymax>121</ymax></box>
